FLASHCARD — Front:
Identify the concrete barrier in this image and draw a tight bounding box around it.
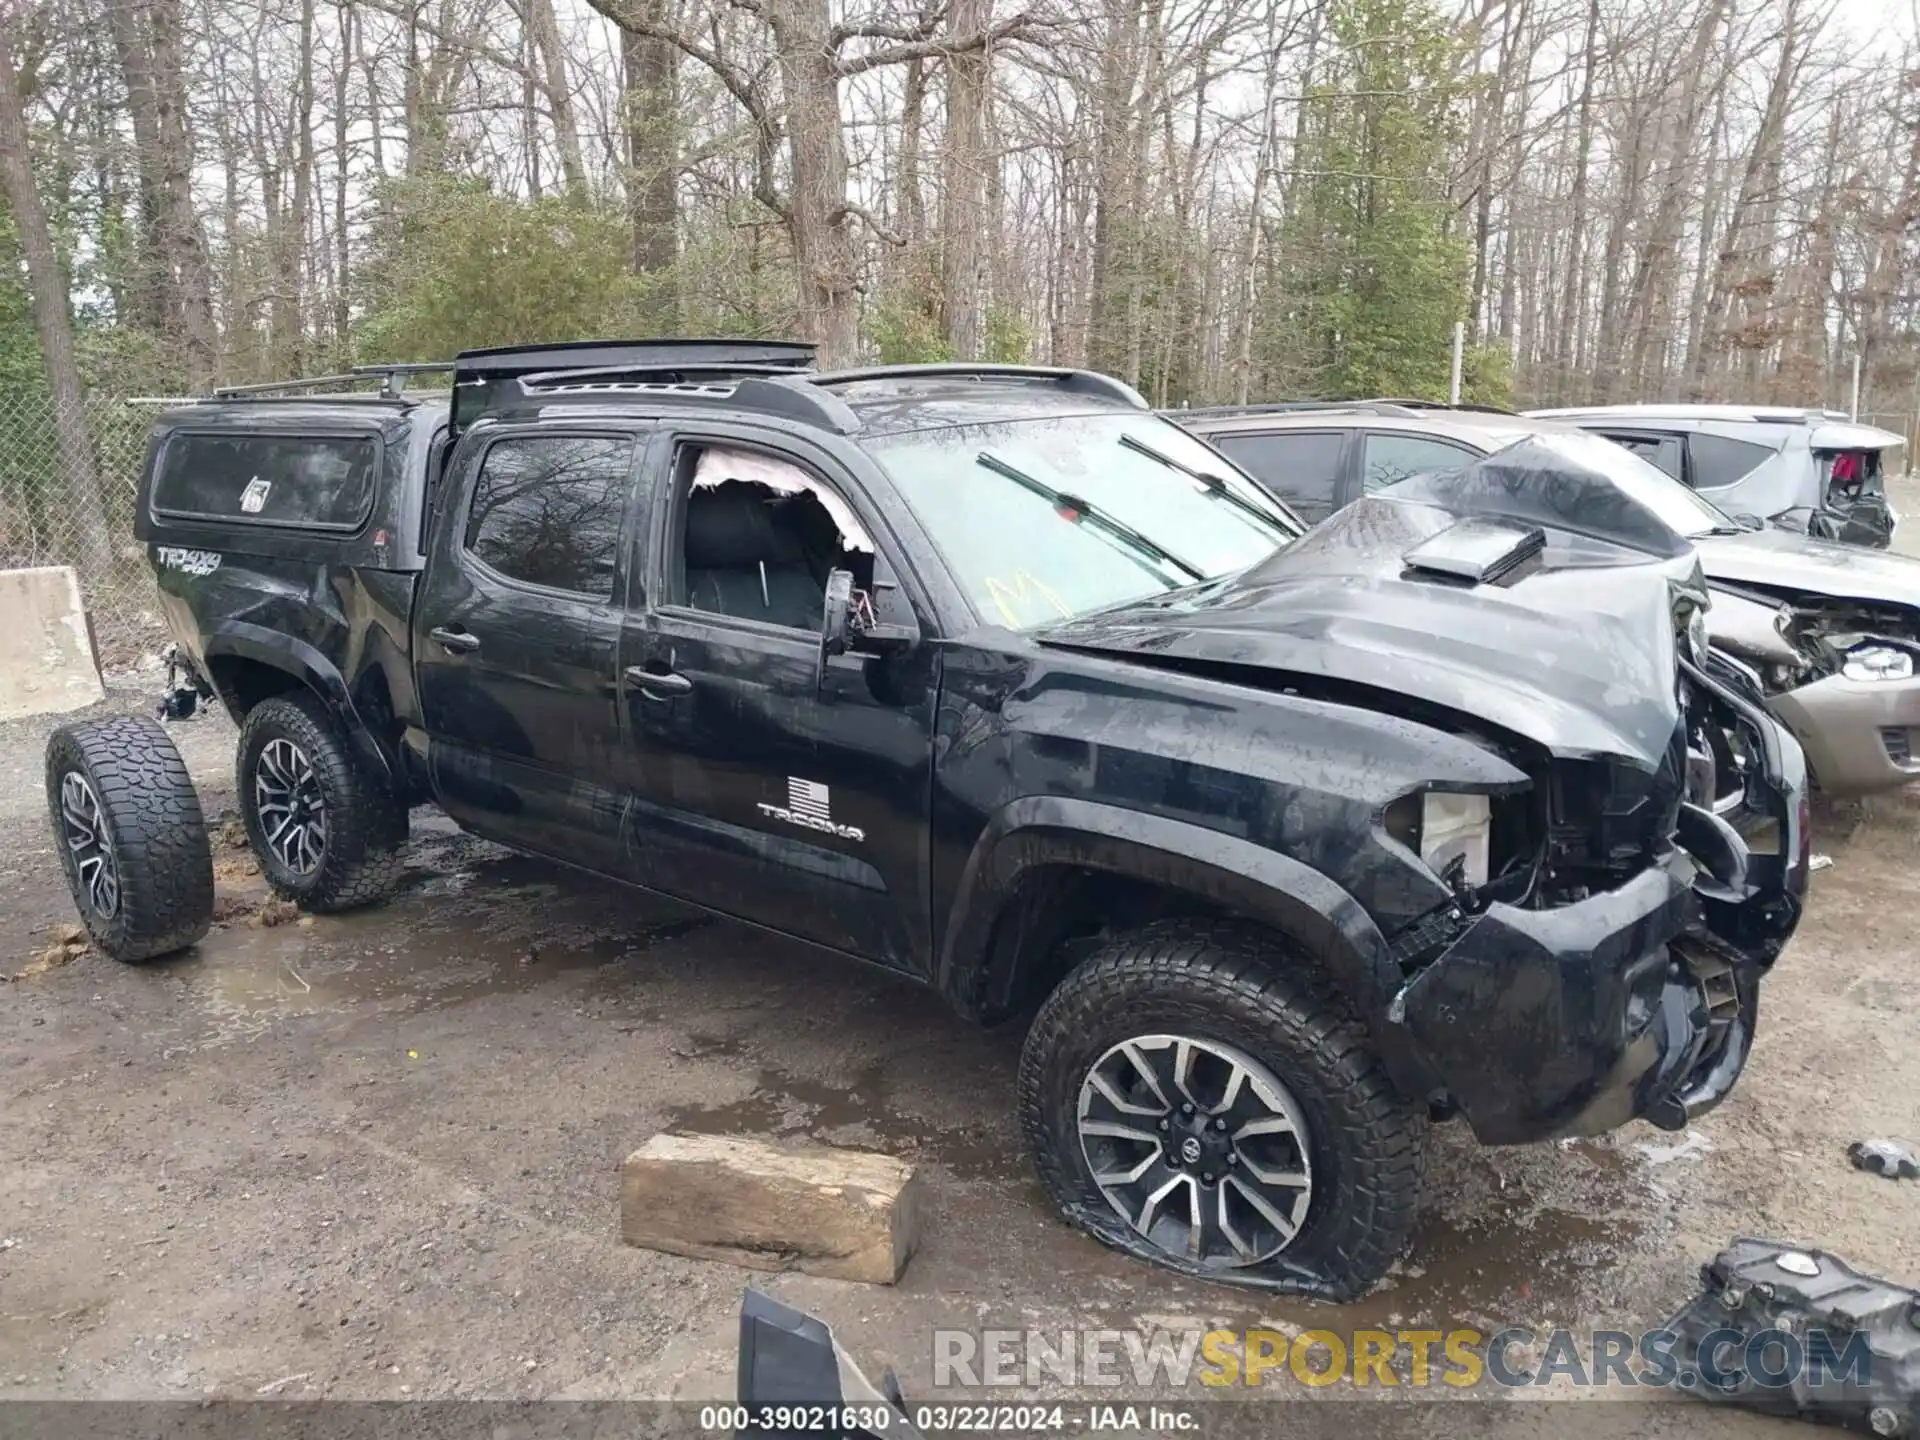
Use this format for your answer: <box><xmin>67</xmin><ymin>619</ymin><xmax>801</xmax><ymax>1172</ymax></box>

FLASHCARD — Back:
<box><xmin>0</xmin><ymin>566</ymin><xmax>105</xmax><ymax>720</ymax></box>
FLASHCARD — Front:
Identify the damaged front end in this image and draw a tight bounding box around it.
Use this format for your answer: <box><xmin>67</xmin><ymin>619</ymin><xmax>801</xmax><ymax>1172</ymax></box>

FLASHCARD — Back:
<box><xmin>1041</xmin><ymin>437</ymin><xmax>1810</xmax><ymax>1151</ymax></box>
<box><xmin>1709</xmin><ymin>581</ymin><xmax>1920</xmax><ymax>796</ymax></box>
<box><xmin>1387</xmin><ymin>642</ymin><xmax>1807</xmax><ymax>1145</ymax></box>
<box><xmin>1345</xmin><ymin>448</ymin><xmax>1811</xmax><ymax>1145</ymax></box>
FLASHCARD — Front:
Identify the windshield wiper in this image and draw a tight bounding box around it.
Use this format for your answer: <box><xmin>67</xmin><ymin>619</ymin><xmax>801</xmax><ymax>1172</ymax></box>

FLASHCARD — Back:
<box><xmin>1118</xmin><ymin>433</ymin><xmax>1300</xmax><ymax>537</ymax></box>
<box><xmin>975</xmin><ymin>451</ymin><xmax>1207</xmax><ymax>583</ymax></box>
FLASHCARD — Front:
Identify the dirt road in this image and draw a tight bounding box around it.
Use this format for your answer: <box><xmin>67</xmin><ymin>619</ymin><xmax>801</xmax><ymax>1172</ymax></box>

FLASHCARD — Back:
<box><xmin>3</xmin><ymin>501</ymin><xmax>1918</xmax><ymax>1435</ymax></box>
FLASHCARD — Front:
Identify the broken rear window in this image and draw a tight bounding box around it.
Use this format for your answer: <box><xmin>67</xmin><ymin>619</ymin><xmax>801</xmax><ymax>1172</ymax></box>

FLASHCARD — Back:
<box><xmin>153</xmin><ymin>432</ymin><xmax>379</xmax><ymax>531</ymax></box>
<box><xmin>1819</xmin><ymin>448</ymin><xmax>1884</xmax><ymax>499</ymax></box>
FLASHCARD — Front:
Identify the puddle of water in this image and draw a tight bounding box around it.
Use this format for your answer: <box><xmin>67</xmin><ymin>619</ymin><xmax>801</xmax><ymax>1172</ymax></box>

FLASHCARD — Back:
<box><xmin>662</xmin><ymin>1063</ymin><xmax>1026</xmax><ymax>1183</ymax></box>
<box><xmin>184</xmin><ymin>848</ymin><xmax>712</xmax><ymax>1021</ymax></box>
<box><xmin>1362</xmin><ymin>1206</ymin><xmax>1640</xmax><ymax>1328</ymax></box>
<box><xmin>1633</xmin><ymin>1129</ymin><xmax>1711</xmax><ymax>1165</ymax></box>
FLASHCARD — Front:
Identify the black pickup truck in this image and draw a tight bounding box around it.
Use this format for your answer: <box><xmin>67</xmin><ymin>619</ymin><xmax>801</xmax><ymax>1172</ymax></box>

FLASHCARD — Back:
<box><xmin>47</xmin><ymin>340</ymin><xmax>1809</xmax><ymax>1296</ymax></box>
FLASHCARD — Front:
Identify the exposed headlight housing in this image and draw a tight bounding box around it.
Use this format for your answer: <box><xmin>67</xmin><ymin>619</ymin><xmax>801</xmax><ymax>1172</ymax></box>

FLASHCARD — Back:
<box><xmin>1684</xmin><ymin>606</ymin><xmax>1710</xmax><ymax>666</ymax></box>
<box><xmin>1842</xmin><ymin>644</ymin><xmax>1915</xmax><ymax>682</ymax></box>
<box><xmin>1416</xmin><ymin>792</ymin><xmax>1491</xmax><ymax>888</ymax></box>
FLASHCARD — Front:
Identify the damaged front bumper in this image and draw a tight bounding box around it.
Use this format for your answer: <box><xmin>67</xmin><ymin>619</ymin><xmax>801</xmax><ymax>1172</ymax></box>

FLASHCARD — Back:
<box><xmin>1392</xmin><ymin>662</ymin><xmax>1809</xmax><ymax>1147</ymax></box>
<box><xmin>1770</xmin><ymin>668</ymin><xmax>1920</xmax><ymax>797</ymax></box>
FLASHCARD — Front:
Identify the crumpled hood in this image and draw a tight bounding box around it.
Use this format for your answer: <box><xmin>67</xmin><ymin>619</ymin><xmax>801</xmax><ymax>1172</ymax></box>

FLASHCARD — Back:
<box><xmin>1040</xmin><ymin>471</ymin><xmax>1705</xmax><ymax>770</ymax></box>
<box><xmin>1696</xmin><ymin>528</ymin><xmax>1920</xmax><ymax>612</ymax></box>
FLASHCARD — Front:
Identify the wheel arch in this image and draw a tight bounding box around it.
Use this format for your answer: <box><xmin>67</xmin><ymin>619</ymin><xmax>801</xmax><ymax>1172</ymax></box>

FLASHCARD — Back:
<box><xmin>936</xmin><ymin>797</ymin><xmax>1431</xmax><ymax>1097</ymax></box>
<box><xmin>203</xmin><ymin>622</ymin><xmax>398</xmax><ymax>789</ymax></box>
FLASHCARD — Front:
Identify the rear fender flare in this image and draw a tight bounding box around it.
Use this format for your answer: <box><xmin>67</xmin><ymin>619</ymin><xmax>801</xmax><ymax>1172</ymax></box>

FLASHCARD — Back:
<box><xmin>936</xmin><ymin>796</ymin><xmax>1430</xmax><ymax>1096</ymax></box>
<box><xmin>202</xmin><ymin>622</ymin><xmax>398</xmax><ymax>788</ymax></box>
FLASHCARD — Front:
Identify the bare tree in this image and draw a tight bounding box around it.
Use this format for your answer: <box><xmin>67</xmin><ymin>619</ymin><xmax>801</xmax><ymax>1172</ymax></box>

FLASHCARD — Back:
<box><xmin>0</xmin><ymin>18</ymin><xmax>115</xmax><ymax>572</ymax></box>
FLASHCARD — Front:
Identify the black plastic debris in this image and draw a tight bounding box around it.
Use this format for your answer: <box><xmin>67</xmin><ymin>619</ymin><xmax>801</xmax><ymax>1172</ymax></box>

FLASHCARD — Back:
<box><xmin>1850</xmin><ymin>1142</ymin><xmax>1920</xmax><ymax>1180</ymax></box>
<box><xmin>1664</xmin><ymin>1238</ymin><xmax>1919</xmax><ymax>1434</ymax></box>
<box><xmin>736</xmin><ymin>1288</ymin><xmax>923</xmax><ymax>1439</ymax></box>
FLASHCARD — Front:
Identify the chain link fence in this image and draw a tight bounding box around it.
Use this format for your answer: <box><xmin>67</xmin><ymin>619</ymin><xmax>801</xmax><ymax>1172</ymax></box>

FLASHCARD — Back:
<box><xmin>0</xmin><ymin>391</ymin><xmax>172</xmax><ymax>671</ymax></box>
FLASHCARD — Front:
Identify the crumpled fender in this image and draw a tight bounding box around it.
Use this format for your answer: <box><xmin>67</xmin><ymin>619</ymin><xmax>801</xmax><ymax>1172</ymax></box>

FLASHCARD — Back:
<box><xmin>935</xmin><ymin>795</ymin><xmax>1433</xmax><ymax>1098</ymax></box>
<box><xmin>202</xmin><ymin>620</ymin><xmax>398</xmax><ymax>786</ymax></box>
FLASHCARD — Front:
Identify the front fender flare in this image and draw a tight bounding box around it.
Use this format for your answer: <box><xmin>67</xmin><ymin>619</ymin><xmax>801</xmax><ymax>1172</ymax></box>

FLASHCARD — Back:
<box><xmin>936</xmin><ymin>797</ymin><xmax>1431</xmax><ymax>1098</ymax></box>
<box><xmin>202</xmin><ymin>622</ymin><xmax>398</xmax><ymax>787</ymax></box>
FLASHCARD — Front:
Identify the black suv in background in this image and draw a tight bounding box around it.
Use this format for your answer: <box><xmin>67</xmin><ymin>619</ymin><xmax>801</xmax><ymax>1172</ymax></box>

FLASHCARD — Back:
<box><xmin>49</xmin><ymin>344</ymin><xmax>1807</xmax><ymax>1297</ymax></box>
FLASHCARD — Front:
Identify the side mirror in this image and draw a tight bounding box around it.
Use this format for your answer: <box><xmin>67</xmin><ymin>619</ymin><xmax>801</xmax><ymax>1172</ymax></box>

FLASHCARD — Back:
<box><xmin>820</xmin><ymin>569</ymin><xmax>853</xmax><ymax>662</ymax></box>
<box><xmin>821</xmin><ymin>567</ymin><xmax>919</xmax><ymax>660</ymax></box>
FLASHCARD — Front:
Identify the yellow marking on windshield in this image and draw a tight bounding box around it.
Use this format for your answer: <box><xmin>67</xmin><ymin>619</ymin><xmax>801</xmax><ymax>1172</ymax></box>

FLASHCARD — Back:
<box><xmin>984</xmin><ymin>571</ymin><xmax>1074</xmax><ymax>626</ymax></box>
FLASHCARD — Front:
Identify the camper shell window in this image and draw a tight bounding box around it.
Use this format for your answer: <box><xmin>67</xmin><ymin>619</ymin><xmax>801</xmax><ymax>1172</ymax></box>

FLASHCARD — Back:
<box><xmin>153</xmin><ymin>432</ymin><xmax>379</xmax><ymax>531</ymax></box>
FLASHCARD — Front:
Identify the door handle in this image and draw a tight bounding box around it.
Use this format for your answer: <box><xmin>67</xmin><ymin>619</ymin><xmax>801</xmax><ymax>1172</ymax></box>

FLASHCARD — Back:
<box><xmin>624</xmin><ymin>665</ymin><xmax>692</xmax><ymax>698</ymax></box>
<box><xmin>429</xmin><ymin>626</ymin><xmax>481</xmax><ymax>654</ymax></box>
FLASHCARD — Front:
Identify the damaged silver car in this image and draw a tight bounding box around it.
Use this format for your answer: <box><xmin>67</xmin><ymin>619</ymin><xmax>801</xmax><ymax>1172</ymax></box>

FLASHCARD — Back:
<box><xmin>1176</xmin><ymin>403</ymin><xmax>1920</xmax><ymax>797</ymax></box>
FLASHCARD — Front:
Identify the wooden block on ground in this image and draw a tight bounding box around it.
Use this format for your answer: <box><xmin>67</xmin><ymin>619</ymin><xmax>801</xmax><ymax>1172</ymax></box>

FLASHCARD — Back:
<box><xmin>620</xmin><ymin>1132</ymin><xmax>922</xmax><ymax>1285</ymax></box>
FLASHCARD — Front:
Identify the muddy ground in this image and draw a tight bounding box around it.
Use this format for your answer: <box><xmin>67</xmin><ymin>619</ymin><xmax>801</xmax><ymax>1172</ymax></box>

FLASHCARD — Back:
<box><xmin>4</xmin><ymin>502</ymin><xmax>1919</xmax><ymax>1437</ymax></box>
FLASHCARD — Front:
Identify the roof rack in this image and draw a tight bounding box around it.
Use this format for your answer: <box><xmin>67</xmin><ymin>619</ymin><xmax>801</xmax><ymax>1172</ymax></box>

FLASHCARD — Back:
<box><xmin>449</xmin><ymin>339</ymin><xmax>819</xmax><ymax>437</ymax></box>
<box><xmin>455</xmin><ymin>338</ymin><xmax>815</xmax><ymax>376</ymax></box>
<box><xmin>807</xmin><ymin>363</ymin><xmax>1147</xmax><ymax>409</ymax></box>
<box><xmin>488</xmin><ymin>369</ymin><xmax>861</xmax><ymax>435</ymax></box>
<box><xmin>209</xmin><ymin>362</ymin><xmax>452</xmax><ymax>402</ymax></box>
<box><xmin>1362</xmin><ymin>397</ymin><xmax>1518</xmax><ymax>416</ymax></box>
<box><xmin>516</xmin><ymin>362</ymin><xmax>818</xmax><ymax>390</ymax></box>
<box><xmin>1176</xmin><ymin>401</ymin><xmax>1365</xmax><ymax>418</ymax></box>
<box><xmin>1177</xmin><ymin>397</ymin><xmax>1518</xmax><ymax>421</ymax></box>
<box><xmin>470</xmin><ymin>356</ymin><xmax>1145</xmax><ymax>438</ymax></box>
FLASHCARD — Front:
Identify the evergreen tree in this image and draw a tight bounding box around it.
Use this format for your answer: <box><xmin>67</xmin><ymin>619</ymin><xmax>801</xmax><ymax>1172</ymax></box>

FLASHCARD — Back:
<box><xmin>1267</xmin><ymin>0</ymin><xmax>1487</xmax><ymax>402</ymax></box>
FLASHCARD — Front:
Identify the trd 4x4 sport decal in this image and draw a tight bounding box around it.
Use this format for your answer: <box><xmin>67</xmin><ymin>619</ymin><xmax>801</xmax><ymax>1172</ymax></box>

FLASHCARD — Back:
<box><xmin>154</xmin><ymin>547</ymin><xmax>222</xmax><ymax>576</ymax></box>
<box><xmin>758</xmin><ymin>777</ymin><xmax>864</xmax><ymax>842</ymax></box>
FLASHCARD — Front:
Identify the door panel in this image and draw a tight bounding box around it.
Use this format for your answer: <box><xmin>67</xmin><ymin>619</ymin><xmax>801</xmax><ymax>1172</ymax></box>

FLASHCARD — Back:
<box><xmin>623</xmin><ymin>616</ymin><xmax>937</xmax><ymax>967</ymax></box>
<box><xmin>618</xmin><ymin>430</ymin><xmax>939</xmax><ymax>972</ymax></box>
<box><xmin>413</xmin><ymin>430</ymin><xmax>641</xmax><ymax>869</ymax></box>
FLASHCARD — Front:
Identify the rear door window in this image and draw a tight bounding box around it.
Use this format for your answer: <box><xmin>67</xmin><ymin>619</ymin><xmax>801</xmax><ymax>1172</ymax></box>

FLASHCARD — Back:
<box><xmin>1362</xmin><ymin>433</ymin><xmax>1478</xmax><ymax>491</ymax></box>
<box><xmin>1595</xmin><ymin>430</ymin><xmax>1686</xmax><ymax>482</ymax></box>
<box><xmin>1819</xmin><ymin>449</ymin><xmax>1883</xmax><ymax>499</ymax></box>
<box><xmin>1210</xmin><ymin>430</ymin><xmax>1348</xmax><ymax>522</ymax></box>
<box><xmin>153</xmin><ymin>432</ymin><xmax>378</xmax><ymax>530</ymax></box>
<box><xmin>463</xmin><ymin>434</ymin><xmax>635</xmax><ymax>598</ymax></box>
<box><xmin>1687</xmin><ymin>433</ymin><xmax>1776</xmax><ymax>491</ymax></box>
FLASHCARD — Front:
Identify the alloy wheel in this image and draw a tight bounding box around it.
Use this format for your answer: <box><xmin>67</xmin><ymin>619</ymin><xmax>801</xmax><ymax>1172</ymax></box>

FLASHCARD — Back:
<box><xmin>254</xmin><ymin>738</ymin><xmax>327</xmax><ymax>875</ymax></box>
<box><xmin>59</xmin><ymin>771</ymin><xmax>121</xmax><ymax>918</ymax></box>
<box><xmin>1076</xmin><ymin>1033</ymin><xmax>1313</xmax><ymax>1267</ymax></box>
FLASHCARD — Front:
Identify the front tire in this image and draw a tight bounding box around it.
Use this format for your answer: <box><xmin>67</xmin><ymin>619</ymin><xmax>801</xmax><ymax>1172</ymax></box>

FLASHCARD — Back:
<box><xmin>45</xmin><ymin>717</ymin><xmax>214</xmax><ymax>963</ymax></box>
<box><xmin>1017</xmin><ymin>919</ymin><xmax>1424</xmax><ymax>1297</ymax></box>
<box><xmin>237</xmin><ymin>693</ymin><xmax>405</xmax><ymax>912</ymax></box>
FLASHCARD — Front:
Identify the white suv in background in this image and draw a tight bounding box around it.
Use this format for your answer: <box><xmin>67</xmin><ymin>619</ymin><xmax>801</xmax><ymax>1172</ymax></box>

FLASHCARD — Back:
<box><xmin>1527</xmin><ymin>404</ymin><xmax>1901</xmax><ymax>549</ymax></box>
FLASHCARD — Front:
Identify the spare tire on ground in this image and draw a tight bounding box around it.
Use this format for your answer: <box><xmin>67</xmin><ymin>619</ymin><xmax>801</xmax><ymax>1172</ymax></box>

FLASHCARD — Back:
<box><xmin>45</xmin><ymin>715</ymin><xmax>214</xmax><ymax>963</ymax></box>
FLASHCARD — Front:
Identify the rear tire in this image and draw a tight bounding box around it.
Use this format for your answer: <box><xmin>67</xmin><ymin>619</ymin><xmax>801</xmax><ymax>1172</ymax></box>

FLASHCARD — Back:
<box><xmin>237</xmin><ymin>692</ymin><xmax>405</xmax><ymax>912</ymax></box>
<box><xmin>45</xmin><ymin>717</ymin><xmax>213</xmax><ymax>963</ymax></box>
<box><xmin>1017</xmin><ymin>919</ymin><xmax>1424</xmax><ymax>1297</ymax></box>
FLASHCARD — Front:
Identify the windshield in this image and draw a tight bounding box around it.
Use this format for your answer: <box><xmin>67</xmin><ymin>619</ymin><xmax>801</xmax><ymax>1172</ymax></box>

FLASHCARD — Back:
<box><xmin>1471</xmin><ymin>425</ymin><xmax>1733</xmax><ymax>538</ymax></box>
<box><xmin>867</xmin><ymin>413</ymin><xmax>1299</xmax><ymax>628</ymax></box>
